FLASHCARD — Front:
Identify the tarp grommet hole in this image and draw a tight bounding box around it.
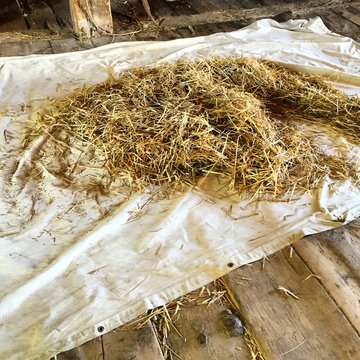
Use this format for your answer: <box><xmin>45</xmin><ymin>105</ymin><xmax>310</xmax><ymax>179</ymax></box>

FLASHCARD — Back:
<box><xmin>97</xmin><ymin>326</ymin><xmax>105</xmax><ymax>333</ymax></box>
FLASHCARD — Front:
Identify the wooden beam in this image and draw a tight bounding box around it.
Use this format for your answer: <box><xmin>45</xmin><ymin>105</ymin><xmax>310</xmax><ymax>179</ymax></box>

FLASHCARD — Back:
<box><xmin>161</xmin><ymin>0</ymin><xmax>359</xmax><ymax>28</ymax></box>
<box><xmin>0</xmin><ymin>40</ymin><xmax>53</xmax><ymax>56</ymax></box>
<box><xmin>69</xmin><ymin>0</ymin><xmax>113</xmax><ymax>38</ymax></box>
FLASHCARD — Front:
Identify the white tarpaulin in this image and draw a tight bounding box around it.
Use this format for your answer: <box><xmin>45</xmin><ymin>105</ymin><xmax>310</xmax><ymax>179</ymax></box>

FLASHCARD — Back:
<box><xmin>0</xmin><ymin>17</ymin><xmax>359</xmax><ymax>360</ymax></box>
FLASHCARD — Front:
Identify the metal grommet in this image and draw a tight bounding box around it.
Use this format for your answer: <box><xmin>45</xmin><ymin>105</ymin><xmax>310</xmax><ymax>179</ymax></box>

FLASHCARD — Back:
<box><xmin>97</xmin><ymin>326</ymin><xmax>105</xmax><ymax>333</ymax></box>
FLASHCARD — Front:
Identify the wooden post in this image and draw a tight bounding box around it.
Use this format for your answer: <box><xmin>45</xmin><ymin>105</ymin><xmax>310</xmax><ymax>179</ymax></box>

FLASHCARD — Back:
<box><xmin>69</xmin><ymin>0</ymin><xmax>113</xmax><ymax>38</ymax></box>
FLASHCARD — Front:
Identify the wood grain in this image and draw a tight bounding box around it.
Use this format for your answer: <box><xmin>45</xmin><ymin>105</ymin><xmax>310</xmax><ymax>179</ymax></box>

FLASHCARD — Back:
<box><xmin>50</xmin><ymin>37</ymin><xmax>93</xmax><ymax>53</ymax></box>
<box><xmin>0</xmin><ymin>40</ymin><xmax>52</xmax><ymax>56</ymax></box>
<box><xmin>224</xmin><ymin>248</ymin><xmax>359</xmax><ymax>359</ymax></box>
<box><xmin>300</xmin><ymin>8</ymin><xmax>360</xmax><ymax>42</ymax></box>
<box><xmin>56</xmin><ymin>337</ymin><xmax>103</xmax><ymax>360</ymax></box>
<box><xmin>69</xmin><ymin>0</ymin><xmax>113</xmax><ymax>38</ymax></box>
<box><xmin>102</xmin><ymin>321</ymin><xmax>164</xmax><ymax>360</ymax></box>
<box><xmin>161</xmin><ymin>0</ymin><xmax>359</xmax><ymax>28</ymax></box>
<box><xmin>45</xmin><ymin>0</ymin><xmax>73</xmax><ymax>28</ymax></box>
<box><xmin>294</xmin><ymin>219</ymin><xmax>360</xmax><ymax>333</ymax></box>
<box><xmin>324</xmin><ymin>9</ymin><xmax>360</xmax><ymax>41</ymax></box>
<box><xmin>25</xmin><ymin>0</ymin><xmax>61</xmax><ymax>31</ymax></box>
<box><xmin>167</xmin><ymin>301</ymin><xmax>251</xmax><ymax>360</ymax></box>
<box><xmin>333</xmin><ymin>5</ymin><xmax>360</xmax><ymax>27</ymax></box>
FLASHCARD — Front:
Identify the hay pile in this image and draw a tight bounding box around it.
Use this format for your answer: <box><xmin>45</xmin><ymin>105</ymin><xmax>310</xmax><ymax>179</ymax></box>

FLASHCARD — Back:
<box><xmin>35</xmin><ymin>57</ymin><xmax>359</xmax><ymax>195</ymax></box>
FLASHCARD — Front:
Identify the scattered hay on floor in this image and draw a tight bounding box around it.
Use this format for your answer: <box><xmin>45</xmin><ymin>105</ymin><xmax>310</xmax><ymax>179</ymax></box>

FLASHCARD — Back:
<box><xmin>123</xmin><ymin>281</ymin><xmax>228</xmax><ymax>330</ymax></box>
<box><xmin>32</xmin><ymin>56</ymin><xmax>359</xmax><ymax>196</ymax></box>
<box><xmin>244</xmin><ymin>326</ymin><xmax>266</xmax><ymax>360</ymax></box>
<box><xmin>122</xmin><ymin>279</ymin><xmax>265</xmax><ymax>360</ymax></box>
<box><xmin>0</xmin><ymin>31</ymin><xmax>64</xmax><ymax>43</ymax></box>
<box><xmin>122</xmin><ymin>282</ymin><xmax>228</xmax><ymax>359</ymax></box>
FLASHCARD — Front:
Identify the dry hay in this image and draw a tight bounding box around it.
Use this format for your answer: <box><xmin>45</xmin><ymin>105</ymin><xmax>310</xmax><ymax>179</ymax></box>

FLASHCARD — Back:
<box><xmin>121</xmin><ymin>282</ymin><xmax>229</xmax><ymax>359</ymax></box>
<box><xmin>122</xmin><ymin>279</ymin><xmax>265</xmax><ymax>360</ymax></box>
<box><xmin>33</xmin><ymin>56</ymin><xmax>360</xmax><ymax>196</ymax></box>
<box><xmin>0</xmin><ymin>31</ymin><xmax>63</xmax><ymax>43</ymax></box>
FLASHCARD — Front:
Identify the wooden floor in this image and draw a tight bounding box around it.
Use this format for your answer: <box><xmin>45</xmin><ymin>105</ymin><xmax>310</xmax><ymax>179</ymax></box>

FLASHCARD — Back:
<box><xmin>1</xmin><ymin>1</ymin><xmax>359</xmax><ymax>359</ymax></box>
<box><xmin>54</xmin><ymin>220</ymin><xmax>360</xmax><ymax>360</ymax></box>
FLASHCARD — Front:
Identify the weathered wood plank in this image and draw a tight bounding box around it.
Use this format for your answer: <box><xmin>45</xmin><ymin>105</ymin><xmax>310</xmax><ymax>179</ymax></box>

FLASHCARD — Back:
<box><xmin>184</xmin><ymin>0</ymin><xmax>227</xmax><ymax>13</ymax></box>
<box><xmin>326</xmin><ymin>220</ymin><xmax>360</xmax><ymax>274</ymax></box>
<box><xmin>0</xmin><ymin>40</ymin><xmax>52</xmax><ymax>56</ymax></box>
<box><xmin>326</xmin><ymin>9</ymin><xmax>360</xmax><ymax>41</ymax></box>
<box><xmin>102</xmin><ymin>321</ymin><xmax>165</xmax><ymax>360</ymax></box>
<box><xmin>161</xmin><ymin>0</ymin><xmax>359</xmax><ymax>28</ymax></box>
<box><xmin>223</xmin><ymin>248</ymin><xmax>359</xmax><ymax>359</ymax></box>
<box><xmin>333</xmin><ymin>6</ymin><xmax>360</xmax><ymax>27</ymax></box>
<box><xmin>235</xmin><ymin>0</ymin><xmax>265</xmax><ymax>9</ymax></box>
<box><xmin>56</xmin><ymin>337</ymin><xmax>103</xmax><ymax>360</ymax></box>
<box><xmin>50</xmin><ymin>37</ymin><xmax>93</xmax><ymax>53</ymax></box>
<box><xmin>141</xmin><ymin>0</ymin><xmax>154</xmax><ymax>19</ymax></box>
<box><xmin>294</xmin><ymin>220</ymin><xmax>360</xmax><ymax>333</ymax></box>
<box><xmin>146</xmin><ymin>0</ymin><xmax>195</xmax><ymax>19</ymax></box>
<box><xmin>301</xmin><ymin>9</ymin><xmax>360</xmax><ymax>41</ymax></box>
<box><xmin>166</xmin><ymin>300</ymin><xmax>252</xmax><ymax>360</ymax></box>
<box><xmin>46</xmin><ymin>0</ymin><xmax>73</xmax><ymax>28</ymax></box>
<box><xmin>69</xmin><ymin>0</ymin><xmax>113</xmax><ymax>38</ymax></box>
<box><xmin>111</xmin><ymin>0</ymin><xmax>139</xmax><ymax>17</ymax></box>
<box><xmin>25</xmin><ymin>0</ymin><xmax>61</xmax><ymax>31</ymax></box>
<box><xmin>188</xmin><ymin>0</ymin><xmax>255</xmax><ymax>12</ymax></box>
